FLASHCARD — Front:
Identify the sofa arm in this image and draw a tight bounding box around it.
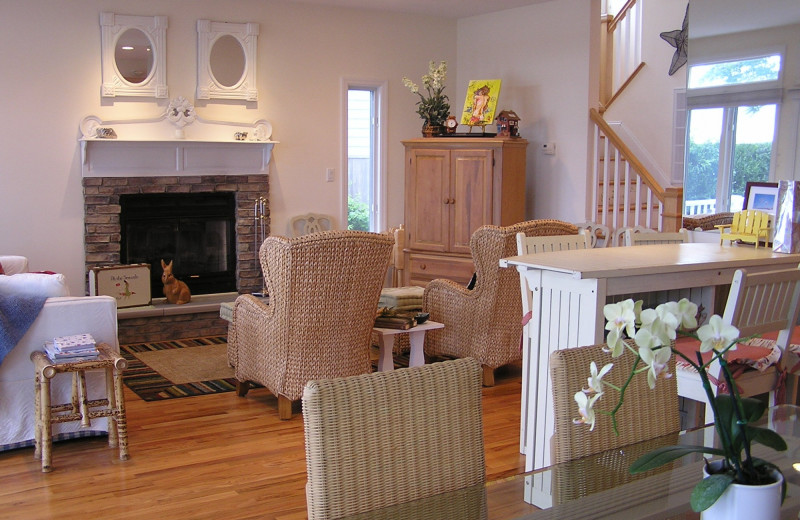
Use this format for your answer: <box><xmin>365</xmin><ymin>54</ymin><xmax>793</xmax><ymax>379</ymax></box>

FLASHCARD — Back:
<box><xmin>0</xmin><ymin>296</ymin><xmax>119</xmax><ymax>380</ymax></box>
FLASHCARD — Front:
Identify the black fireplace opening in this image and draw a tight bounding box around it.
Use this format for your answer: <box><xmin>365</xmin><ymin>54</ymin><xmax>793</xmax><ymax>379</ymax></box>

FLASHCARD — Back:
<box><xmin>120</xmin><ymin>192</ymin><xmax>237</xmax><ymax>298</ymax></box>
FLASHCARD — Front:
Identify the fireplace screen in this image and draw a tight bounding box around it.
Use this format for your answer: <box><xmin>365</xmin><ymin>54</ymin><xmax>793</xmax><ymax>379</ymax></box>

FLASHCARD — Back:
<box><xmin>120</xmin><ymin>193</ymin><xmax>237</xmax><ymax>297</ymax></box>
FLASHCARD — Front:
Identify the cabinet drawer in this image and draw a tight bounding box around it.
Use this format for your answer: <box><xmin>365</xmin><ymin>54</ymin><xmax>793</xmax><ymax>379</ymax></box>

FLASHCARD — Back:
<box><xmin>408</xmin><ymin>254</ymin><xmax>475</xmax><ymax>286</ymax></box>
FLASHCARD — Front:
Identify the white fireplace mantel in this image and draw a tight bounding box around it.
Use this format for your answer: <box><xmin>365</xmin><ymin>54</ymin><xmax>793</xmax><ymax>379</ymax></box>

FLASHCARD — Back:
<box><xmin>79</xmin><ymin>102</ymin><xmax>277</xmax><ymax>177</ymax></box>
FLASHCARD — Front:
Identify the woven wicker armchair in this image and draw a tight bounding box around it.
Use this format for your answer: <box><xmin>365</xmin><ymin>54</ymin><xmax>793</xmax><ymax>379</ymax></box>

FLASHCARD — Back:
<box><xmin>423</xmin><ymin>219</ymin><xmax>579</xmax><ymax>386</ymax></box>
<box><xmin>550</xmin><ymin>342</ymin><xmax>680</xmax><ymax>465</ymax></box>
<box><xmin>302</xmin><ymin>358</ymin><xmax>486</xmax><ymax>520</ymax></box>
<box><xmin>228</xmin><ymin>230</ymin><xmax>393</xmax><ymax>419</ymax></box>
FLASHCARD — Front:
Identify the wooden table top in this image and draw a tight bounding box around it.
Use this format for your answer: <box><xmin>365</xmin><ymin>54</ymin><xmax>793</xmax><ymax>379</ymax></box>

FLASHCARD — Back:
<box><xmin>500</xmin><ymin>242</ymin><xmax>800</xmax><ymax>280</ymax></box>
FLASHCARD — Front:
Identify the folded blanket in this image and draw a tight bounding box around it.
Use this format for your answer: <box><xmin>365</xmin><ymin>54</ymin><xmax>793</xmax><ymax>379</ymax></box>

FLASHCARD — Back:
<box><xmin>0</xmin><ymin>293</ymin><xmax>48</xmax><ymax>366</ymax></box>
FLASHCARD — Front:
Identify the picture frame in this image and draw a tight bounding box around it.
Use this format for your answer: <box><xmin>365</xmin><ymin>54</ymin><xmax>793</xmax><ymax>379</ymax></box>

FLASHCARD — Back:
<box><xmin>460</xmin><ymin>79</ymin><xmax>502</xmax><ymax>126</ymax></box>
<box><xmin>743</xmin><ymin>181</ymin><xmax>779</xmax><ymax>215</ymax></box>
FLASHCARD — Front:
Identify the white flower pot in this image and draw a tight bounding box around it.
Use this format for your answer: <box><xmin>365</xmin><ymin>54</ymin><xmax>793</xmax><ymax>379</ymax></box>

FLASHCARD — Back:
<box><xmin>700</xmin><ymin>461</ymin><xmax>783</xmax><ymax>520</ymax></box>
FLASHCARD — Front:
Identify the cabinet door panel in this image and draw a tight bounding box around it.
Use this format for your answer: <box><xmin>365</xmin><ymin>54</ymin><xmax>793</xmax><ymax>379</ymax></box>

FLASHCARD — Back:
<box><xmin>406</xmin><ymin>149</ymin><xmax>450</xmax><ymax>252</ymax></box>
<box><xmin>450</xmin><ymin>149</ymin><xmax>493</xmax><ymax>254</ymax></box>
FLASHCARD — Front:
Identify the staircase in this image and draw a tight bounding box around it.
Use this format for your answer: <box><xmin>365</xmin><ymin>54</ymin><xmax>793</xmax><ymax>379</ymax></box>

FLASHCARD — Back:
<box><xmin>591</xmin><ymin>0</ymin><xmax>683</xmax><ymax>237</ymax></box>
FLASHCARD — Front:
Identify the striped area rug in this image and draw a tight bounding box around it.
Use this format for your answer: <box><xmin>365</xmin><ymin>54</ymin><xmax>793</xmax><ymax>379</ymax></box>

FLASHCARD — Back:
<box><xmin>120</xmin><ymin>336</ymin><xmax>237</xmax><ymax>401</ymax></box>
<box><xmin>121</xmin><ymin>336</ymin><xmax>417</xmax><ymax>401</ymax></box>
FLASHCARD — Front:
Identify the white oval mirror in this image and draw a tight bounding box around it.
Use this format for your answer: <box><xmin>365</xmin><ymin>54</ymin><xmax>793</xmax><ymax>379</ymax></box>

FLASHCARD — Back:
<box><xmin>197</xmin><ymin>20</ymin><xmax>258</xmax><ymax>101</ymax></box>
<box><xmin>210</xmin><ymin>35</ymin><xmax>245</xmax><ymax>87</ymax></box>
<box><xmin>114</xmin><ymin>28</ymin><xmax>154</xmax><ymax>85</ymax></box>
<box><xmin>101</xmin><ymin>12</ymin><xmax>168</xmax><ymax>98</ymax></box>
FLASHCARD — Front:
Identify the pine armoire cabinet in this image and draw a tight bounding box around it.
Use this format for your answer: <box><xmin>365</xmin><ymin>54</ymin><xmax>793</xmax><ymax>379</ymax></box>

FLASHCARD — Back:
<box><xmin>402</xmin><ymin>137</ymin><xmax>528</xmax><ymax>286</ymax></box>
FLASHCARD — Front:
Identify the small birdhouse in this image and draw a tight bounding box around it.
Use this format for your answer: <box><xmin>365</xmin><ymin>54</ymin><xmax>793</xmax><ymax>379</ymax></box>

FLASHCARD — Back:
<box><xmin>495</xmin><ymin>110</ymin><xmax>521</xmax><ymax>137</ymax></box>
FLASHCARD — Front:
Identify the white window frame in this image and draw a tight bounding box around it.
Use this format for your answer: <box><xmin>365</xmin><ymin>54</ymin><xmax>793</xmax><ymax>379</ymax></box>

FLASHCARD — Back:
<box><xmin>683</xmin><ymin>47</ymin><xmax>784</xmax><ymax>213</ymax></box>
<box><xmin>342</xmin><ymin>79</ymin><xmax>388</xmax><ymax>232</ymax></box>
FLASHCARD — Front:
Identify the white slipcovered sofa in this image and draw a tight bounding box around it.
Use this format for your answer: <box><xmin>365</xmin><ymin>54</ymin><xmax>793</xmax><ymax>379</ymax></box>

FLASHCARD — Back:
<box><xmin>0</xmin><ymin>255</ymin><xmax>119</xmax><ymax>451</ymax></box>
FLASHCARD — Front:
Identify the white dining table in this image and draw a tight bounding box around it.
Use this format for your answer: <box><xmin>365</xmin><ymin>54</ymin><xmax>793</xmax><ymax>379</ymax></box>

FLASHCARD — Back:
<box><xmin>500</xmin><ymin>242</ymin><xmax>800</xmax><ymax>471</ymax></box>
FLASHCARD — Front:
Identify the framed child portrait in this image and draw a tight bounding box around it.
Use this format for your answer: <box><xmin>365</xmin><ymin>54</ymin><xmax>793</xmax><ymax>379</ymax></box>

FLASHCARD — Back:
<box><xmin>461</xmin><ymin>79</ymin><xmax>502</xmax><ymax>127</ymax></box>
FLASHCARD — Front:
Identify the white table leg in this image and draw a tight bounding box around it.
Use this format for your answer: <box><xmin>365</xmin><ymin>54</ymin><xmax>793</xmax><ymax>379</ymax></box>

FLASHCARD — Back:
<box><xmin>377</xmin><ymin>334</ymin><xmax>395</xmax><ymax>372</ymax></box>
<box><xmin>407</xmin><ymin>330</ymin><xmax>426</xmax><ymax>367</ymax></box>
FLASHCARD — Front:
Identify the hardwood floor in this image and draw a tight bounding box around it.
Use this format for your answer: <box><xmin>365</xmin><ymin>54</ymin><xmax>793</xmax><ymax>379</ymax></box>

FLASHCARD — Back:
<box><xmin>0</xmin><ymin>362</ymin><xmax>526</xmax><ymax>519</ymax></box>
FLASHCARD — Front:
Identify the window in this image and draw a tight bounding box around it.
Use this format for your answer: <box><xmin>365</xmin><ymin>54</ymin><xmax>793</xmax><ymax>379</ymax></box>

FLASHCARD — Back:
<box><xmin>687</xmin><ymin>54</ymin><xmax>781</xmax><ymax>89</ymax></box>
<box><xmin>346</xmin><ymin>82</ymin><xmax>386</xmax><ymax>232</ymax></box>
<box><xmin>683</xmin><ymin>51</ymin><xmax>782</xmax><ymax>215</ymax></box>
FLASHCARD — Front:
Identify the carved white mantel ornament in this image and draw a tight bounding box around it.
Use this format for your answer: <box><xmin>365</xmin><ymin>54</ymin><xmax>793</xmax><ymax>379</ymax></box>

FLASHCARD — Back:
<box><xmin>79</xmin><ymin>99</ymin><xmax>277</xmax><ymax>177</ymax></box>
<box><xmin>166</xmin><ymin>96</ymin><xmax>197</xmax><ymax>138</ymax></box>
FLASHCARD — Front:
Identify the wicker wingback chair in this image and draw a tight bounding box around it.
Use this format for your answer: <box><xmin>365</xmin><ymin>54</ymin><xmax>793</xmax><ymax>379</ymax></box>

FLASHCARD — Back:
<box><xmin>550</xmin><ymin>342</ymin><xmax>680</xmax><ymax>465</ymax></box>
<box><xmin>302</xmin><ymin>358</ymin><xmax>486</xmax><ymax>520</ymax></box>
<box><xmin>228</xmin><ymin>230</ymin><xmax>393</xmax><ymax>419</ymax></box>
<box><xmin>423</xmin><ymin>219</ymin><xmax>578</xmax><ymax>386</ymax></box>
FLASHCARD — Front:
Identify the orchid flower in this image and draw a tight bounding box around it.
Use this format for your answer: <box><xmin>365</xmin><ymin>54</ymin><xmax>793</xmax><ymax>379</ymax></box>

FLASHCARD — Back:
<box><xmin>584</xmin><ymin>361</ymin><xmax>613</xmax><ymax>394</ymax></box>
<box><xmin>638</xmin><ymin>306</ymin><xmax>676</xmax><ymax>345</ymax></box>
<box><xmin>697</xmin><ymin>315</ymin><xmax>740</xmax><ymax>353</ymax></box>
<box><xmin>573</xmin><ymin>391</ymin><xmax>602</xmax><ymax>431</ymax></box>
<box><xmin>603</xmin><ymin>300</ymin><xmax>637</xmax><ymax>357</ymax></box>
<box><xmin>665</xmin><ymin>298</ymin><xmax>699</xmax><ymax>330</ymax></box>
<box><xmin>639</xmin><ymin>345</ymin><xmax>673</xmax><ymax>389</ymax></box>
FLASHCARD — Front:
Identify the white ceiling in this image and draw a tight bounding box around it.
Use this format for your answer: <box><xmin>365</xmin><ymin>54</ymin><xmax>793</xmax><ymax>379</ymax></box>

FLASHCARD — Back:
<box><xmin>283</xmin><ymin>0</ymin><xmax>553</xmax><ymax>19</ymax></box>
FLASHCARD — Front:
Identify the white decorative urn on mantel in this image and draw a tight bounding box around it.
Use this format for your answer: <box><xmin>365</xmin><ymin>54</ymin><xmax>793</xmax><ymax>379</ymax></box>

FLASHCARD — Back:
<box><xmin>78</xmin><ymin>99</ymin><xmax>277</xmax><ymax>178</ymax></box>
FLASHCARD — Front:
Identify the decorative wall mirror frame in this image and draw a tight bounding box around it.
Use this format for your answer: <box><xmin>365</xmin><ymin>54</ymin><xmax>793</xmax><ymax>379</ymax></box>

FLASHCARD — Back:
<box><xmin>100</xmin><ymin>12</ymin><xmax>168</xmax><ymax>98</ymax></box>
<box><xmin>197</xmin><ymin>20</ymin><xmax>259</xmax><ymax>101</ymax></box>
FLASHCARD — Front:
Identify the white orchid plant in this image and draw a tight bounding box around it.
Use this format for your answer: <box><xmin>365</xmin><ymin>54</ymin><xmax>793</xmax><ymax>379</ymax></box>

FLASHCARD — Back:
<box><xmin>575</xmin><ymin>298</ymin><xmax>787</xmax><ymax>512</ymax></box>
<box><xmin>402</xmin><ymin>60</ymin><xmax>450</xmax><ymax>130</ymax></box>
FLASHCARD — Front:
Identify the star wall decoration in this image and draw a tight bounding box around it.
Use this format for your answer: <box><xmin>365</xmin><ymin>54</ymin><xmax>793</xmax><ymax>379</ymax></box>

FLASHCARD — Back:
<box><xmin>660</xmin><ymin>4</ymin><xmax>688</xmax><ymax>76</ymax></box>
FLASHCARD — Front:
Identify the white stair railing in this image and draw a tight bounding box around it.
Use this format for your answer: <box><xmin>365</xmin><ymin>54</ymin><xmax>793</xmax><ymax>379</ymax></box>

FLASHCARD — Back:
<box><xmin>601</xmin><ymin>0</ymin><xmax>645</xmax><ymax>110</ymax></box>
<box><xmin>589</xmin><ymin>108</ymin><xmax>683</xmax><ymax>239</ymax></box>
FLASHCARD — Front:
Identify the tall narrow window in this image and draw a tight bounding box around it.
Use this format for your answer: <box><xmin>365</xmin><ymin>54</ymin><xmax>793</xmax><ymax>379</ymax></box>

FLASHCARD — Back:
<box><xmin>683</xmin><ymin>51</ymin><xmax>782</xmax><ymax>215</ymax></box>
<box><xmin>346</xmin><ymin>84</ymin><xmax>386</xmax><ymax>232</ymax></box>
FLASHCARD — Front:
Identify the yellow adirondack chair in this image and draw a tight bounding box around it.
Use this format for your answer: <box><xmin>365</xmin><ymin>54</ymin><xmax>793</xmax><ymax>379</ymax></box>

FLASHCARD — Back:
<box><xmin>715</xmin><ymin>209</ymin><xmax>772</xmax><ymax>248</ymax></box>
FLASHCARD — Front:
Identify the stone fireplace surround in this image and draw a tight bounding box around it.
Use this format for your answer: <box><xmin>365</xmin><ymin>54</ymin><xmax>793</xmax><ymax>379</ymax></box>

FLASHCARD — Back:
<box><xmin>78</xmin><ymin>109</ymin><xmax>276</xmax><ymax>343</ymax></box>
<box><xmin>83</xmin><ymin>174</ymin><xmax>269</xmax><ymax>344</ymax></box>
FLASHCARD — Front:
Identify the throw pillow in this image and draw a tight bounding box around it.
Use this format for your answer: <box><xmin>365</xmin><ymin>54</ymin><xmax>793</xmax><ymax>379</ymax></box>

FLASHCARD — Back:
<box><xmin>0</xmin><ymin>272</ymin><xmax>70</xmax><ymax>298</ymax></box>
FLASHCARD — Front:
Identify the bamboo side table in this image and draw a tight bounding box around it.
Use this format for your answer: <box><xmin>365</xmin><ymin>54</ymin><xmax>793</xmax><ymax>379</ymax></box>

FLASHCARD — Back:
<box><xmin>31</xmin><ymin>343</ymin><xmax>129</xmax><ymax>472</ymax></box>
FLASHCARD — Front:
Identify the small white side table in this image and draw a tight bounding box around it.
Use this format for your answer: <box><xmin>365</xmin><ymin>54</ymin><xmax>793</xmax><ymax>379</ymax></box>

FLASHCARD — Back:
<box><xmin>373</xmin><ymin>320</ymin><xmax>444</xmax><ymax>371</ymax></box>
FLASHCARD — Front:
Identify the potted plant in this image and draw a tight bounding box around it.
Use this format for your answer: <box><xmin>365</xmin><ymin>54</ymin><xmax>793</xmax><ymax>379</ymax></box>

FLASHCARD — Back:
<box><xmin>574</xmin><ymin>298</ymin><xmax>787</xmax><ymax>517</ymax></box>
<box><xmin>402</xmin><ymin>60</ymin><xmax>450</xmax><ymax>137</ymax></box>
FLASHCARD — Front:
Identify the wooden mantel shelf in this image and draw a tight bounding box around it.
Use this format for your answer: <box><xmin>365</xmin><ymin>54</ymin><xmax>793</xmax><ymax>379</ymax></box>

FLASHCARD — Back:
<box><xmin>78</xmin><ymin>108</ymin><xmax>278</xmax><ymax>178</ymax></box>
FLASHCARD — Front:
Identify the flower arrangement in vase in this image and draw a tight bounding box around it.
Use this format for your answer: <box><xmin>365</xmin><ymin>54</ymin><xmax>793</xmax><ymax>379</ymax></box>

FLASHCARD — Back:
<box><xmin>402</xmin><ymin>60</ymin><xmax>450</xmax><ymax>137</ymax></box>
<box><xmin>575</xmin><ymin>298</ymin><xmax>787</xmax><ymax>515</ymax></box>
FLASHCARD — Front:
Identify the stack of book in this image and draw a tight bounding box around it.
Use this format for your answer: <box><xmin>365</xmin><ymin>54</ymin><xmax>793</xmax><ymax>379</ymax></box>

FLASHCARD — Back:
<box><xmin>45</xmin><ymin>333</ymin><xmax>99</xmax><ymax>362</ymax></box>
<box><xmin>374</xmin><ymin>310</ymin><xmax>417</xmax><ymax>330</ymax></box>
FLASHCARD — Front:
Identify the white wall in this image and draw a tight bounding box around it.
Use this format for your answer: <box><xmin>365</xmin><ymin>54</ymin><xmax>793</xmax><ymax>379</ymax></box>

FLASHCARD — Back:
<box><xmin>0</xmin><ymin>0</ymin><xmax>456</xmax><ymax>295</ymax></box>
<box><xmin>456</xmin><ymin>0</ymin><xmax>598</xmax><ymax>223</ymax></box>
<box><xmin>602</xmin><ymin>1</ymin><xmax>688</xmax><ymax>186</ymax></box>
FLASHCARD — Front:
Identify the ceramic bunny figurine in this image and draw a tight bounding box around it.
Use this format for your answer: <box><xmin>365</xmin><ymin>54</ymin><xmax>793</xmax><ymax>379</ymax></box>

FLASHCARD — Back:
<box><xmin>160</xmin><ymin>259</ymin><xmax>191</xmax><ymax>305</ymax></box>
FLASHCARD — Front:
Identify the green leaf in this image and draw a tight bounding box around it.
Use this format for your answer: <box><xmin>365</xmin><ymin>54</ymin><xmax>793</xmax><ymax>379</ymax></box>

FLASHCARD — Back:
<box><xmin>748</xmin><ymin>426</ymin><xmax>788</xmax><ymax>452</ymax></box>
<box><xmin>738</xmin><ymin>396</ymin><xmax>767</xmax><ymax>421</ymax></box>
<box><xmin>690</xmin><ymin>473</ymin><xmax>734</xmax><ymax>512</ymax></box>
<box><xmin>629</xmin><ymin>445</ymin><xmax>724</xmax><ymax>474</ymax></box>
